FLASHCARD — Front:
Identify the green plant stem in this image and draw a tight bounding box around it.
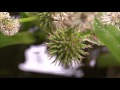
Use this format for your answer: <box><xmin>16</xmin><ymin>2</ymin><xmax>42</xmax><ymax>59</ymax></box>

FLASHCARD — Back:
<box><xmin>24</xmin><ymin>12</ymin><xmax>31</xmax><ymax>16</ymax></box>
<box><xmin>19</xmin><ymin>17</ymin><xmax>38</xmax><ymax>23</ymax></box>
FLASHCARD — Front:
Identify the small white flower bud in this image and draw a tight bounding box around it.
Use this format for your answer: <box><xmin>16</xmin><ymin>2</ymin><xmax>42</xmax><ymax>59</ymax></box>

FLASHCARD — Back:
<box><xmin>0</xmin><ymin>17</ymin><xmax>20</xmax><ymax>36</ymax></box>
<box><xmin>99</xmin><ymin>12</ymin><xmax>120</xmax><ymax>29</ymax></box>
<box><xmin>0</xmin><ymin>12</ymin><xmax>10</xmax><ymax>20</ymax></box>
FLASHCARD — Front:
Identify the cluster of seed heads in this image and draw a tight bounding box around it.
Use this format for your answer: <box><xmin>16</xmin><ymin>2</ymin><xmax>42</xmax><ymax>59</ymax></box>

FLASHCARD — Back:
<box><xmin>99</xmin><ymin>12</ymin><xmax>120</xmax><ymax>29</ymax></box>
<box><xmin>39</xmin><ymin>12</ymin><xmax>103</xmax><ymax>66</ymax></box>
<box><xmin>51</xmin><ymin>12</ymin><xmax>97</xmax><ymax>32</ymax></box>
<box><xmin>0</xmin><ymin>12</ymin><xmax>20</xmax><ymax>36</ymax></box>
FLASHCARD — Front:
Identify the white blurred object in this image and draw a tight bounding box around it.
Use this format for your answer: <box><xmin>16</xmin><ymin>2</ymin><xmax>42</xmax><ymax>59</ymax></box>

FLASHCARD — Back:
<box><xmin>18</xmin><ymin>44</ymin><xmax>84</xmax><ymax>77</ymax></box>
<box><xmin>89</xmin><ymin>59</ymin><xmax>96</xmax><ymax>67</ymax></box>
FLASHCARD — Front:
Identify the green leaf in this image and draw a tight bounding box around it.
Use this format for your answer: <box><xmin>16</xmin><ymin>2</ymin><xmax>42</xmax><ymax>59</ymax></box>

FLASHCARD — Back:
<box><xmin>19</xmin><ymin>17</ymin><xmax>38</xmax><ymax>23</ymax></box>
<box><xmin>97</xmin><ymin>53</ymin><xmax>120</xmax><ymax>68</ymax></box>
<box><xmin>23</xmin><ymin>12</ymin><xmax>33</xmax><ymax>17</ymax></box>
<box><xmin>19</xmin><ymin>12</ymin><xmax>28</xmax><ymax>18</ymax></box>
<box><xmin>94</xmin><ymin>18</ymin><xmax>120</xmax><ymax>62</ymax></box>
<box><xmin>0</xmin><ymin>32</ymin><xmax>36</xmax><ymax>47</ymax></box>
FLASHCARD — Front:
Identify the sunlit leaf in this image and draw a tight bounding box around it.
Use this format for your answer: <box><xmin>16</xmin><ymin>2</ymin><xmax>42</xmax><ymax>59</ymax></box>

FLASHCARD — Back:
<box><xmin>97</xmin><ymin>53</ymin><xmax>120</xmax><ymax>68</ymax></box>
<box><xmin>94</xmin><ymin>18</ymin><xmax>120</xmax><ymax>62</ymax></box>
<box><xmin>0</xmin><ymin>32</ymin><xmax>36</xmax><ymax>47</ymax></box>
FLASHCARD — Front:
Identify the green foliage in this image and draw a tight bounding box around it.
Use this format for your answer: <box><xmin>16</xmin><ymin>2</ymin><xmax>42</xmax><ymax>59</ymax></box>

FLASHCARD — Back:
<box><xmin>97</xmin><ymin>53</ymin><xmax>120</xmax><ymax>68</ymax></box>
<box><xmin>94</xmin><ymin>18</ymin><xmax>120</xmax><ymax>62</ymax></box>
<box><xmin>0</xmin><ymin>32</ymin><xmax>35</xmax><ymax>47</ymax></box>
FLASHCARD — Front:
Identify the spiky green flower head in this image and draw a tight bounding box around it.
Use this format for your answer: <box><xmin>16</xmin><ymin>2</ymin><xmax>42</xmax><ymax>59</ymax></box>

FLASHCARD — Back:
<box><xmin>46</xmin><ymin>28</ymin><xmax>91</xmax><ymax>67</ymax></box>
<box><xmin>31</xmin><ymin>12</ymin><xmax>55</xmax><ymax>32</ymax></box>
